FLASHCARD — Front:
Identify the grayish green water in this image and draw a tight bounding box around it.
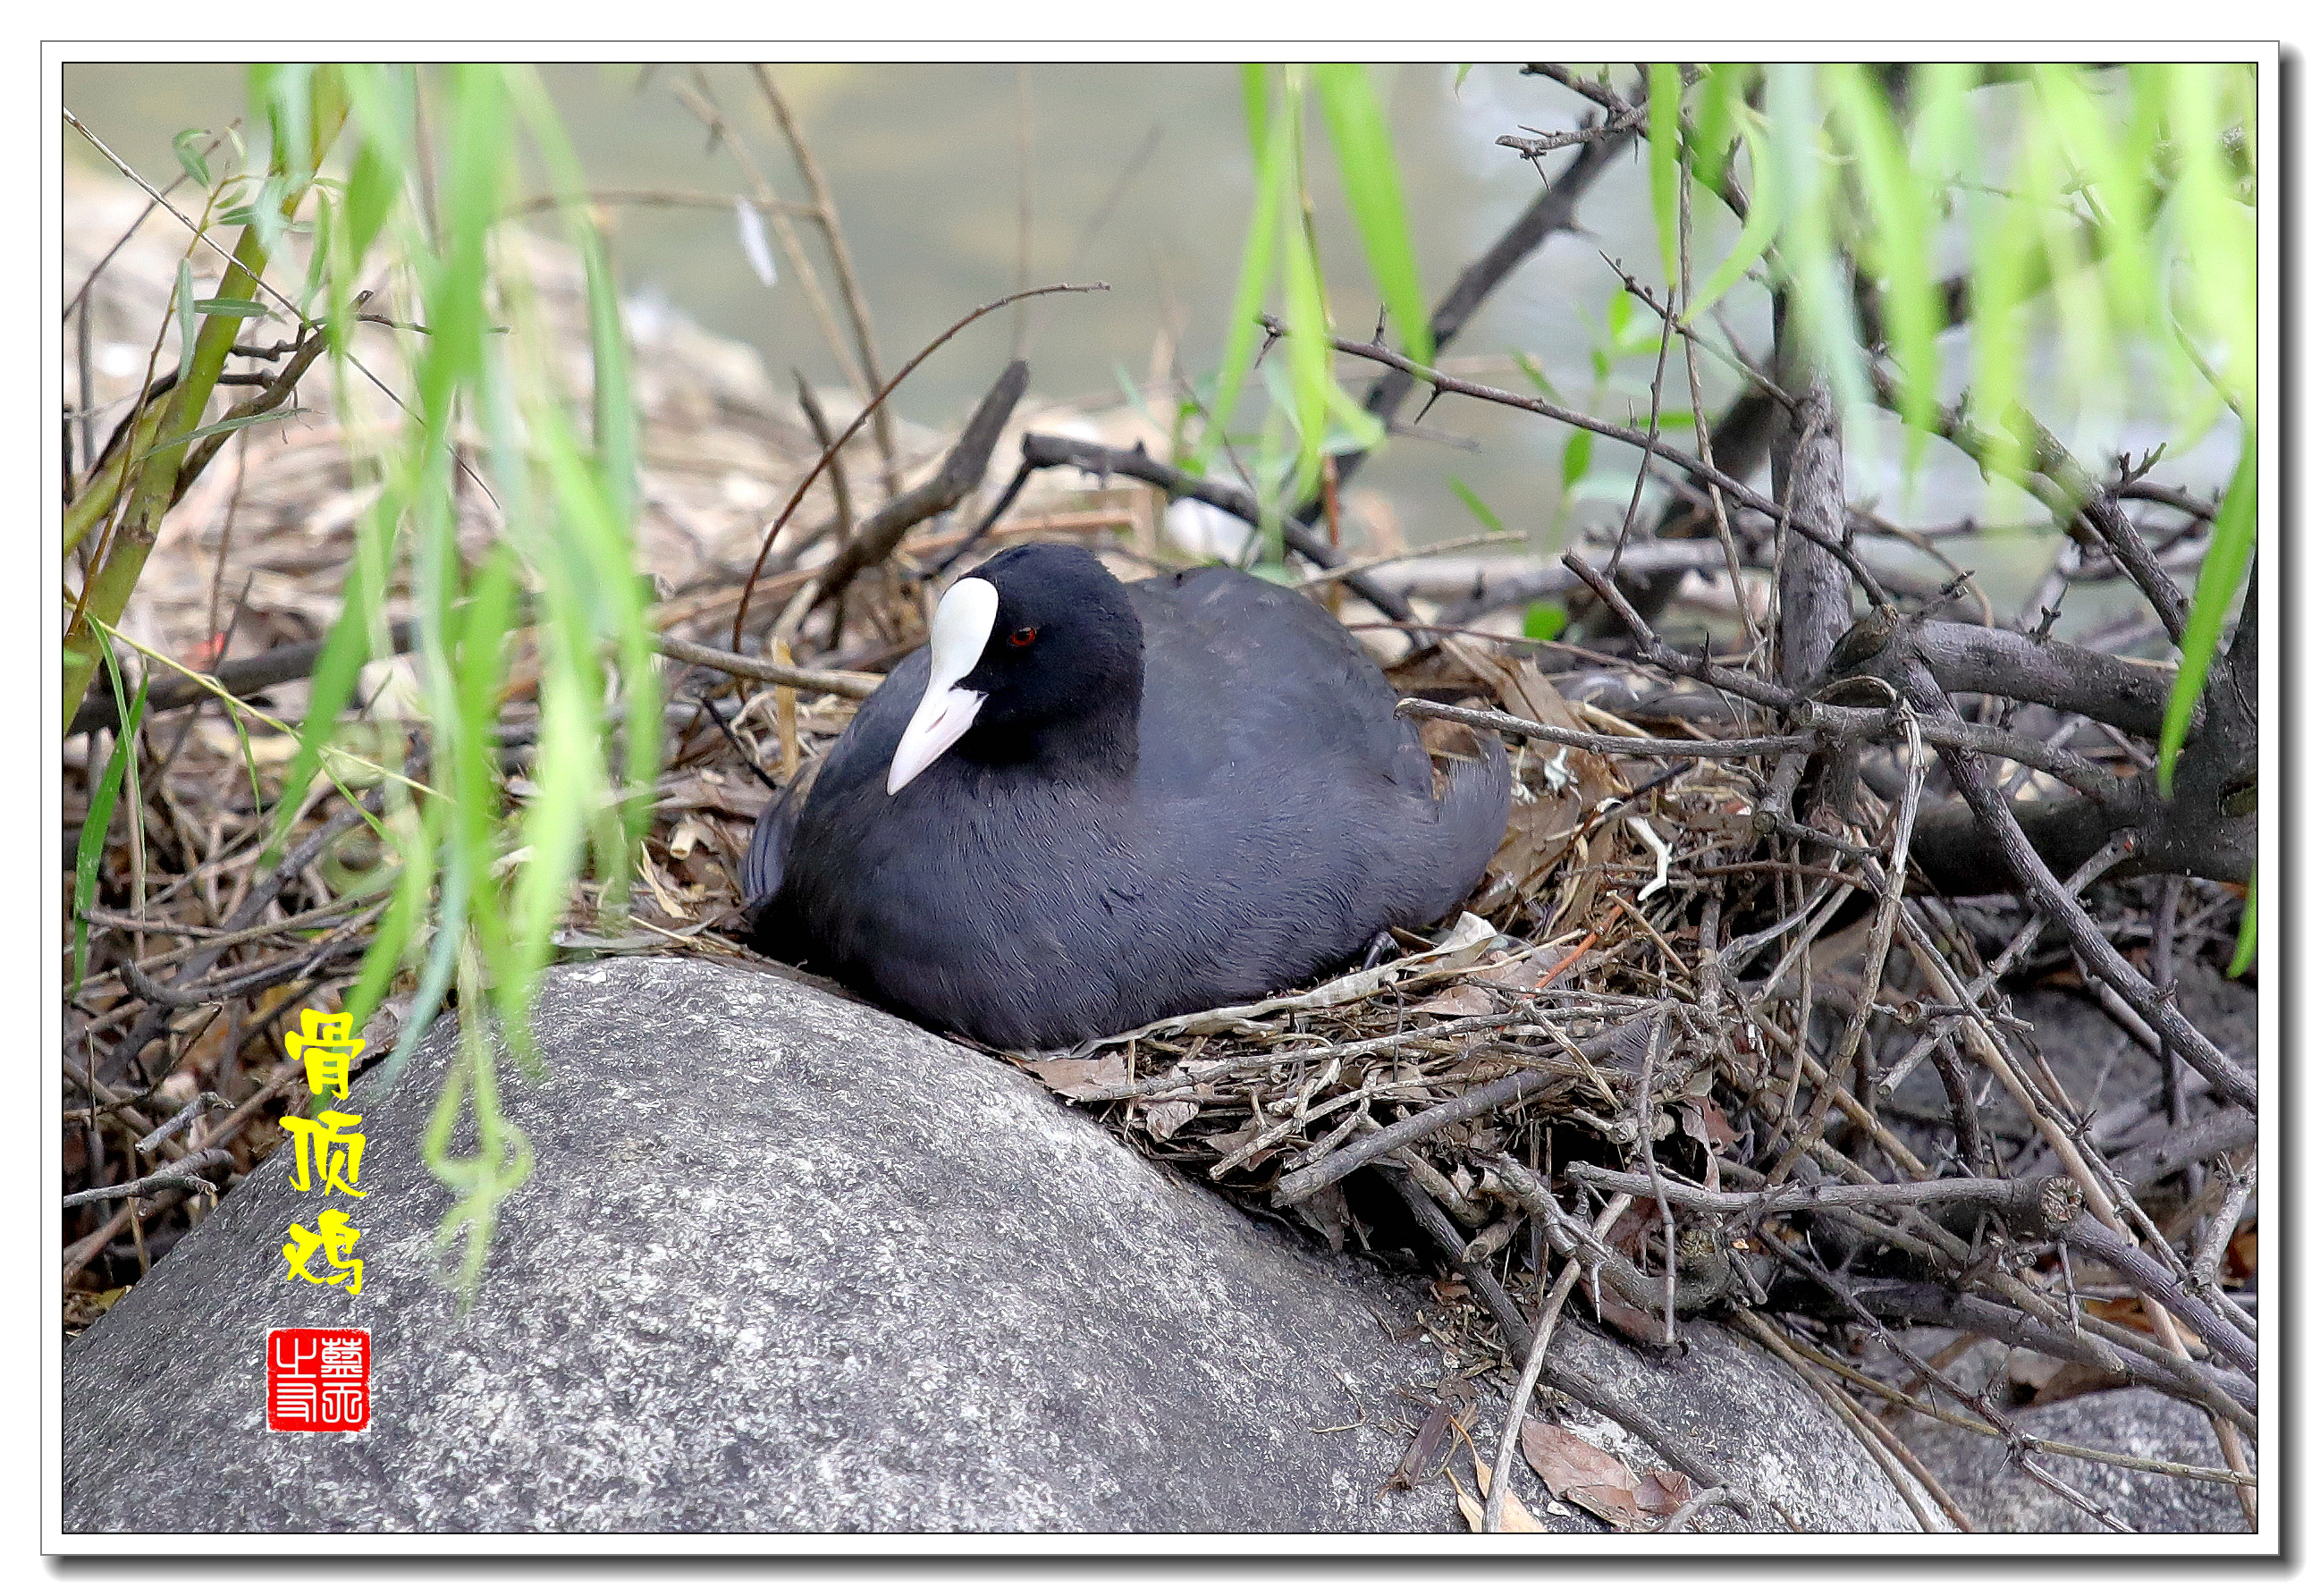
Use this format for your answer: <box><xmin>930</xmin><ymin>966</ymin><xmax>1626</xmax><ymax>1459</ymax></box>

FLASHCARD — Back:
<box><xmin>61</xmin><ymin>63</ymin><xmax>1717</xmax><ymax>543</ymax></box>
<box><xmin>63</xmin><ymin>62</ymin><xmax>2231</xmax><ymax>615</ymax></box>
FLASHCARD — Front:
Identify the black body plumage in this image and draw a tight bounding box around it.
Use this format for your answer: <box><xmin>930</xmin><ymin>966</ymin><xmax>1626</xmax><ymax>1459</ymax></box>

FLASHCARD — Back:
<box><xmin>744</xmin><ymin>544</ymin><xmax>1510</xmax><ymax>1051</ymax></box>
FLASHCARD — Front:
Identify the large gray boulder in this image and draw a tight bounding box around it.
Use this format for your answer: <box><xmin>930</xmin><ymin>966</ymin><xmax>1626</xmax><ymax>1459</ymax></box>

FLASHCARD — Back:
<box><xmin>64</xmin><ymin>956</ymin><xmax>1913</xmax><ymax>1533</ymax></box>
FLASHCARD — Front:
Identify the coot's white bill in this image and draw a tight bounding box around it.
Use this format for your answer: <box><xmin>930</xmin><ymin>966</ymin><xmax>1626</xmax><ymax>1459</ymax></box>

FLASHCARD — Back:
<box><xmin>888</xmin><ymin>576</ymin><xmax>998</xmax><ymax>795</ymax></box>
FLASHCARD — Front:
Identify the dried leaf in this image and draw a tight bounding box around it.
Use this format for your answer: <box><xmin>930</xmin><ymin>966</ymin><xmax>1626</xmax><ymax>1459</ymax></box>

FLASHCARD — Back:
<box><xmin>1544</xmin><ymin>828</ymin><xmax>1605</xmax><ymax>942</ymax></box>
<box><xmin>1451</xmin><ymin>1467</ymin><xmax>1487</xmax><ymax>1530</ymax></box>
<box><xmin>1464</xmin><ymin>660</ymin><xmax>1636</xmax><ymax>919</ymax></box>
<box><xmin>1413</xmin><ymin>983</ymin><xmax>1497</xmax><ymax>1018</ymax></box>
<box><xmin>2022</xmin><ymin>1356</ymin><xmax>2132</xmax><ymax>1406</ymax></box>
<box><xmin>1632</xmin><ymin>1469</ymin><xmax>1694</xmax><ymax>1516</ymax></box>
<box><xmin>1020</xmin><ymin>1051</ymin><xmax>1129</xmax><ymax>1100</ymax></box>
<box><xmin>1143</xmin><ymin>1097</ymin><xmax>1200</xmax><ymax>1140</ymax></box>
<box><xmin>1288</xmin><ymin>1184</ymin><xmax>1352</xmax><ymax>1251</ymax></box>
<box><xmin>2227</xmin><ymin>1225</ymin><xmax>2257</xmax><ymax>1283</ymax></box>
<box><xmin>1582</xmin><ymin>1274</ymin><xmax>1670</xmax><ymax>1346</ymax></box>
<box><xmin>1522</xmin><ymin>1419</ymin><xmax>1670</xmax><ymax>1531</ymax></box>
<box><xmin>1679</xmin><ymin>1096</ymin><xmax>1738</xmax><ymax>1157</ymax></box>
<box><xmin>1472</xmin><ymin>1459</ymin><xmax>1550</xmax><ymax>1532</ymax></box>
<box><xmin>1472</xmin><ymin>787</ymin><xmax>1584</xmax><ymax>916</ymax></box>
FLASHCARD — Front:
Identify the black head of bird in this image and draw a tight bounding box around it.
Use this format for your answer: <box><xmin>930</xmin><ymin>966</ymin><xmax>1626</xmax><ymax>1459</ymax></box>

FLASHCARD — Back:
<box><xmin>889</xmin><ymin>543</ymin><xmax>1142</xmax><ymax>792</ymax></box>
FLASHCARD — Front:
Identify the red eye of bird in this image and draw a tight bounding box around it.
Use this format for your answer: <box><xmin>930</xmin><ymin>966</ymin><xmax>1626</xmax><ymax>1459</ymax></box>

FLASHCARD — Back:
<box><xmin>1008</xmin><ymin>625</ymin><xmax>1038</xmax><ymax>647</ymax></box>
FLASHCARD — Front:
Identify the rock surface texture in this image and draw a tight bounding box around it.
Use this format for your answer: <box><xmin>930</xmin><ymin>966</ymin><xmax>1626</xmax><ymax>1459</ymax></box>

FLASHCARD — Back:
<box><xmin>1894</xmin><ymin>1386</ymin><xmax>2252</xmax><ymax>1533</ymax></box>
<box><xmin>67</xmin><ymin>956</ymin><xmax>1915</xmax><ymax>1534</ymax></box>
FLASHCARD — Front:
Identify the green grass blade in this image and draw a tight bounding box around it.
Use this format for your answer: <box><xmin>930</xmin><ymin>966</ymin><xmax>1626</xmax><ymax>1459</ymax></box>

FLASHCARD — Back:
<box><xmin>72</xmin><ymin>646</ymin><xmax>148</xmax><ymax>993</ymax></box>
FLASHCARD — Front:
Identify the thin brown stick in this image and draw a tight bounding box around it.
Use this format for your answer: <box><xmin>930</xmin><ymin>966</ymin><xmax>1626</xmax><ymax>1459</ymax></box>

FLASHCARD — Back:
<box><xmin>1481</xmin><ymin>1193</ymin><xmax>1632</xmax><ymax>1533</ymax></box>
<box><xmin>653</xmin><ymin>632</ymin><xmax>879</xmax><ymax>698</ymax></box>
<box><xmin>728</xmin><ymin>282</ymin><xmax>1106</xmax><ymax>654</ymax></box>
<box><xmin>1258</xmin><ymin>313</ymin><xmax>1887</xmax><ymax>604</ymax></box>
<box><xmin>753</xmin><ymin>63</ymin><xmax>899</xmax><ymax>500</ymax></box>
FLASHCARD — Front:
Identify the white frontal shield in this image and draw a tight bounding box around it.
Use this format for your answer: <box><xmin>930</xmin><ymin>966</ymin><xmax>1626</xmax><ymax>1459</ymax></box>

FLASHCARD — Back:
<box><xmin>887</xmin><ymin>577</ymin><xmax>999</xmax><ymax>794</ymax></box>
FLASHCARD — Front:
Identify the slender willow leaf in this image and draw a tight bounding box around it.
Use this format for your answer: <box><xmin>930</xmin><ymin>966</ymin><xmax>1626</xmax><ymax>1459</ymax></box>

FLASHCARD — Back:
<box><xmin>149</xmin><ymin>407</ymin><xmax>309</xmax><ymax>453</ymax></box>
<box><xmin>1827</xmin><ymin>66</ymin><xmax>1936</xmax><ymax>466</ymax></box>
<box><xmin>1240</xmin><ymin>61</ymin><xmax>1271</xmax><ymax>153</ymax></box>
<box><xmin>2228</xmin><ymin>873</ymin><xmax>2257</xmax><ymax>978</ymax></box>
<box><xmin>1276</xmin><ymin>71</ymin><xmax>1333</xmax><ymax>500</ymax></box>
<box><xmin>1196</xmin><ymin>73</ymin><xmax>1287</xmax><ymax>475</ymax></box>
<box><xmin>1314</xmin><ymin>63</ymin><xmax>1432</xmax><ymax>362</ymax></box>
<box><xmin>1648</xmin><ymin>63</ymin><xmax>1682</xmax><ymax>283</ymax></box>
<box><xmin>1511</xmin><ymin>350</ymin><xmax>1558</xmax><ymax>400</ymax></box>
<box><xmin>172</xmin><ymin>129</ymin><xmax>213</xmax><ymax>187</ymax></box>
<box><xmin>2167</xmin><ymin>65</ymin><xmax>2258</xmax><ymax>412</ymax></box>
<box><xmin>2034</xmin><ymin>65</ymin><xmax>2155</xmax><ymax>358</ymax></box>
<box><xmin>1690</xmin><ymin>65</ymin><xmax>1746</xmax><ymax>193</ymax></box>
<box><xmin>1685</xmin><ymin>118</ymin><xmax>1780</xmax><ymax>322</ymax></box>
<box><xmin>2027</xmin><ymin>111</ymin><xmax>2114</xmax><ymax>437</ymax></box>
<box><xmin>1967</xmin><ymin>110</ymin><xmax>2039</xmax><ymax>496</ymax></box>
<box><xmin>1449</xmin><ymin>477</ymin><xmax>1505</xmax><ymax>531</ymax></box>
<box><xmin>1561</xmin><ymin>430</ymin><xmax>1593</xmax><ymax>490</ymax></box>
<box><xmin>2159</xmin><ymin>441</ymin><xmax>2257</xmax><ymax>793</ymax></box>
<box><xmin>1278</xmin><ymin>220</ymin><xmax>1333</xmax><ymax>497</ymax></box>
<box><xmin>1524</xmin><ymin>603</ymin><xmax>1568</xmax><ymax>641</ymax></box>
<box><xmin>1766</xmin><ymin>66</ymin><xmax>1869</xmax><ymax>420</ymax></box>
<box><xmin>270</xmin><ymin>495</ymin><xmax>393</xmax><ymax>858</ymax></box>
<box><xmin>344</xmin><ymin>803</ymin><xmax>435</xmax><ymax>1026</ymax></box>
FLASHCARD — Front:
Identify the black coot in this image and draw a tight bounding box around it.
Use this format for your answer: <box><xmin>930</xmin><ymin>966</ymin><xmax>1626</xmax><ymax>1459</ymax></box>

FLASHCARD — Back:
<box><xmin>744</xmin><ymin>543</ymin><xmax>1509</xmax><ymax>1050</ymax></box>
